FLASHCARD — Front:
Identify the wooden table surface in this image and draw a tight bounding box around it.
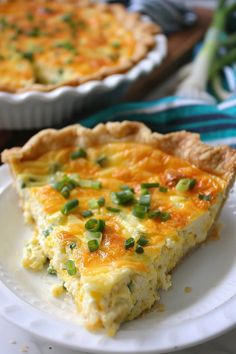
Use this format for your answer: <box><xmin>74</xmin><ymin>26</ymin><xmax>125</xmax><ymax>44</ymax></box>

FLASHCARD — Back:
<box><xmin>0</xmin><ymin>8</ymin><xmax>212</xmax><ymax>158</ymax></box>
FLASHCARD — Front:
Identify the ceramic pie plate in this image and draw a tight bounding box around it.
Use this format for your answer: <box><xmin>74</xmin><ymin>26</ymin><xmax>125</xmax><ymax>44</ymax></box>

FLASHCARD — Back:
<box><xmin>0</xmin><ymin>34</ymin><xmax>167</xmax><ymax>130</ymax></box>
<box><xmin>0</xmin><ymin>163</ymin><xmax>236</xmax><ymax>354</ymax></box>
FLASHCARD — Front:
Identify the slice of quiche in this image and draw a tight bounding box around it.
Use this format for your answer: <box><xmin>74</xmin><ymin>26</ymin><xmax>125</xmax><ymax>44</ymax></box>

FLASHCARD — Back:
<box><xmin>2</xmin><ymin>121</ymin><xmax>236</xmax><ymax>335</ymax></box>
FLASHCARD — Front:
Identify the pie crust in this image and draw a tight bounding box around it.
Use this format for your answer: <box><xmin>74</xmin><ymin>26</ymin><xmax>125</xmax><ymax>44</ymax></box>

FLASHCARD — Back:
<box><xmin>0</xmin><ymin>1</ymin><xmax>160</xmax><ymax>93</ymax></box>
<box><xmin>2</xmin><ymin>121</ymin><xmax>236</xmax><ymax>186</ymax></box>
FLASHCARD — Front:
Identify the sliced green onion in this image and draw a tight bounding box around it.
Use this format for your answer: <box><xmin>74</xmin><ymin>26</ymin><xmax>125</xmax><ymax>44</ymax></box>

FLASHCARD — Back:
<box><xmin>27</xmin><ymin>26</ymin><xmax>41</xmax><ymax>37</ymax></box>
<box><xmin>71</xmin><ymin>148</ymin><xmax>87</xmax><ymax>160</ymax></box>
<box><xmin>135</xmin><ymin>245</ymin><xmax>144</xmax><ymax>254</ymax></box>
<box><xmin>88</xmin><ymin>239</ymin><xmax>99</xmax><ymax>252</ymax></box>
<box><xmin>120</xmin><ymin>185</ymin><xmax>135</xmax><ymax>193</ymax></box>
<box><xmin>97</xmin><ymin>197</ymin><xmax>105</xmax><ymax>207</ymax></box>
<box><xmin>51</xmin><ymin>175</ymin><xmax>78</xmax><ymax>198</ymax></box>
<box><xmin>141</xmin><ymin>182</ymin><xmax>160</xmax><ymax>189</ymax></box>
<box><xmin>176</xmin><ymin>178</ymin><xmax>196</xmax><ymax>192</ymax></box>
<box><xmin>148</xmin><ymin>210</ymin><xmax>170</xmax><ymax>221</ymax></box>
<box><xmin>160</xmin><ymin>211</ymin><xmax>171</xmax><ymax>222</ymax></box>
<box><xmin>21</xmin><ymin>51</ymin><xmax>34</xmax><ymax>62</ymax></box>
<box><xmin>132</xmin><ymin>205</ymin><xmax>148</xmax><ymax>219</ymax></box>
<box><xmin>86</xmin><ymin>231</ymin><xmax>102</xmax><ymax>240</ymax></box>
<box><xmin>69</xmin><ymin>242</ymin><xmax>76</xmax><ymax>250</ymax></box>
<box><xmin>88</xmin><ymin>197</ymin><xmax>105</xmax><ymax>209</ymax></box>
<box><xmin>82</xmin><ymin>210</ymin><xmax>93</xmax><ymax>218</ymax></box>
<box><xmin>124</xmin><ymin>237</ymin><xmax>135</xmax><ymax>250</ymax></box>
<box><xmin>43</xmin><ymin>226</ymin><xmax>53</xmax><ymax>237</ymax></box>
<box><xmin>96</xmin><ymin>155</ymin><xmax>107</xmax><ymax>167</ymax></box>
<box><xmin>111</xmin><ymin>40</ymin><xmax>121</xmax><ymax>48</ymax></box>
<box><xmin>148</xmin><ymin>210</ymin><xmax>162</xmax><ymax>219</ymax></box>
<box><xmin>139</xmin><ymin>194</ymin><xmax>151</xmax><ymax>207</ymax></box>
<box><xmin>61</xmin><ymin>198</ymin><xmax>79</xmax><ymax>215</ymax></box>
<box><xmin>110</xmin><ymin>190</ymin><xmax>134</xmax><ymax>205</ymax></box>
<box><xmin>79</xmin><ymin>179</ymin><xmax>102</xmax><ymax>189</ymax></box>
<box><xmin>85</xmin><ymin>218</ymin><xmax>105</xmax><ymax>232</ymax></box>
<box><xmin>49</xmin><ymin>162</ymin><xmax>62</xmax><ymax>174</ymax></box>
<box><xmin>199</xmin><ymin>194</ymin><xmax>212</xmax><ymax>201</ymax></box>
<box><xmin>61</xmin><ymin>186</ymin><xmax>70</xmax><ymax>198</ymax></box>
<box><xmin>28</xmin><ymin>177</ymin><xmax>37</xmax><ymax>182</ymax></box>
<box><xmin>141</xmin><ymin>188</ymin><xmax>150</xmax><ymax>196</ymax></box>
<box><xmin>159</xmin><ymin>186</ymin><xmax>168</xmax><ymax>193</ymax></box>
<box><xmin>65</xmin><ymin>260</ymin><xmax>77</xmax><ymax>276</ymax></box>
<box><xmin>88</xmin><ymin>199</ymin><xmax>99</xmax><ymax>209</ymax></box>
<box><xmin>47</xmin><ymin>266</ymin><xmax>57</xmax><ymax>275</ymax></box>
<box><xmin>137</xmin><ymin>236</ymin><xmax>149</xmax><ymax>246</ymax></box>
<box><xmin>106</xmin><ymin>206</ymin><xmax>121</xmax><ymax>213</ymax></box>
<box><xmin>20</xmin><ymin>180</ymin><xmax>27</xmax><ymax>189</ymax></box>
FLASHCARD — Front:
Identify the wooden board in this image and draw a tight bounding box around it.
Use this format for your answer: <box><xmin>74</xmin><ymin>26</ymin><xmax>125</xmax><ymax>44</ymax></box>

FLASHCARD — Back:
<box><xmin>0</xmin><ymin>7</ymin><xmax>212</xmax><ymax>156</ymax></box>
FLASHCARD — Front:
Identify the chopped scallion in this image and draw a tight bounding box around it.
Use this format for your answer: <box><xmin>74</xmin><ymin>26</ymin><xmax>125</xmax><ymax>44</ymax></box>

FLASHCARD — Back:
<box><xmin>69</xmin><ymin>242</ymin><xmax>76</xmax><ymax>250</ymax></box>
<box><xmin>135</xmin><ymin>245</ymin><xmax>144</xmax><ymax>254</ymax></box>
<box><xmin>43</xmin><ymin>226</ymin><xmax>53</xmax><ymax>237</ymax></box>
<box><xmin>86</xmin><ymin>231</ymin><xmax>102</xmax><ymax>240</ymax></box>
<box><xmin>88</xmin><ymin>239</ymin><xmax>99</xmax><ymax>252</ymax></box>
<box><xmin>61</xmin><ymin>186</ymin><xmax>70</xmax><ymax>199</ymax></box>
<box><xmin>139</xmin><ymin>194</ymin><xmax>151</xmax><ymax>207</ymax></box>
<box><xmin>148</xmin><ymin>210</ymin><xmax>162</xmax><ymax>219</ymax></box>
<box><xmin>141</xmin><ymin>182</ymin><xmax>160</xmax><ymax>189</ymax></box>
<box><xmin>137</xmin><ymin>236</ymin><xmax>149</xmax><ymax>246</ymax></box>
<box><xmin>132</xmin><ymin>205</ymin><xmax>148</xmax><ymax>219</ymax></box>
<box><xmin>65</xmin><ymin>260</ymin><xmax>76</xmax><ymax>276</ymax></box>
<box><xmin>141</xmin><ymin>188</ymin><xmax>150</xmax><ymax>196</ymax></box>
<box><xmin>148</xmin><ymin>210</ymin><xmax>171</xmax><ymax>222</ymax></box>
<box><xmin>110</xmin><ymin>190</ymin><xmax>134</xmax><ymax>205</ymax></box>
<box><xmin>82</xmin><ymin>210</ymin><xmax>93</xmax><ymax>218</ymax></box>
<box><xmin>120</xmin><ymin>185</ymin><xmax>135</xmax><ymax>193</ymax></box>
<box><xmin>47</xmin><ymin>266</ymin><xmax>57</xmax><ymax>275</ymax></box>
<box><xmin>96</xmin><ymin>155</ymin><xmax>107</xmax><ymax>167</ymax></box>
<box><xmin>106</xmin><ymin>206</ymin><xmax>121</xmax><ymax>213</ymax></box>
<box><xmin>198</xmin><ymin>194</ymin><xmax>212</xmax><ymax>201</ymax></box>
<box><xmin>61</xmin><ymin>198</ymin><xmax>79</xmax><ymax>215</ymax></box>
<box><xmin>88</xmin><ymin>199</ymin><xmax>99</xmax><ymax>209</ymax></box>
<box><xmin>49</xmin><ymin>162</ymin><xmax>62</xmax><ymax>174</ymax></box>
<box><xmin>160</xmin><ymin>211</ymin><xmax>171</xmax><ymax>222</ymax></box>
<box><xmin>124</xmin><ymin>237</ymin><xmax>135</xmax><ymax>250</ymax></box>
<box><xmin>97</xmin><ymin>197</ymin><xmax>105</xmax><ymax>207</ymax></box>
<box><xmin>159</xmin><ymin>186</ymin><xmax>168</xmax><ymax>193</ymax></box>
<box><xmin>71</xmin><ymin>148</ymin><xmax>87</xmax><ymax>160</ymax></box>
<box><xmin>111</xmin><ymin>40</ymin><xmax>121</xmax><ymax>48</ymax></box>
<box><xmin>176</xmin><ymin>178</ymin><xmax>196</xmax><ymax>192</ymax></box>
<box><xmin>85</xmin><ymin>218</ymin><xmax>105</xmax><ymax>232</ymax></box>
<box><xmin>79</xmin><ymin>179</ymin><xmax>102</xmax><ymax>189</ymax></box>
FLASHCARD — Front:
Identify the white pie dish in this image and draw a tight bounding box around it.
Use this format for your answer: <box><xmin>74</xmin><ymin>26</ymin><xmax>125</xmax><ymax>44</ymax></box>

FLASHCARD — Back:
<box><xmin>0</xmin><ymin>34</ymin><xmax>167</xmax><ymax>130</ymax></box>
<box><xmin>0</xmin><ymin>163</ymin><xmax>236</xmax><ymax>353</ymax></box>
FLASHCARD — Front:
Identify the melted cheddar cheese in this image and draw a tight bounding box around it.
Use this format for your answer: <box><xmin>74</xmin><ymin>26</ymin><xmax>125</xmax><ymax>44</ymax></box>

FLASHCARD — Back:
<box><xmin>0</xmin><ymin>0</ymin><xmax>143</xmax><ymax>91</ymax></box>
<box><xmin>13</xmin><ymin>142</ymin><xmax>226</xmax><ymax>334</ymax></box>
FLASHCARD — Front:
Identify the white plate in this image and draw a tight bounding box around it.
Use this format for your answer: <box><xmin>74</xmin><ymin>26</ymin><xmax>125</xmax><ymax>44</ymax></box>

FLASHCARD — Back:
<box><xmin>0</xmin><ymin>164</ymin><xmax>236</xmax><ymax>354</ymax></box>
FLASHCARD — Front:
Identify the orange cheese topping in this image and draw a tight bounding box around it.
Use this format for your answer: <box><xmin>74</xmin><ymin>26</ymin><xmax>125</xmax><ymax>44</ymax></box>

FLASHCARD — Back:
<box><xmin>16</xmin><ymin>142</ymin><xmax>226</xmax><ymax>274</ymax></box>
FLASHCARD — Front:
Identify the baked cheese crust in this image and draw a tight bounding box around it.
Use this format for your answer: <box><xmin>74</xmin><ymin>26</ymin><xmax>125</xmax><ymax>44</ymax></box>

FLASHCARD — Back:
<box><xmin>2</xmin><ymin>122</ymin><xmax>236</xmax><ymax>335</ymax></box>
<box><xmin>0</xmin><ymin>0</ymin><xmax>159</xmax><ymax>92</ymax></box>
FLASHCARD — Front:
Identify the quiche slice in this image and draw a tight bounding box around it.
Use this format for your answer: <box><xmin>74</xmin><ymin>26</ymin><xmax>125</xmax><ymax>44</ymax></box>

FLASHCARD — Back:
<box><xmin>2</xmin><ymin>122</ymin><xmax>236</xmax><ymax>335</ymax></box>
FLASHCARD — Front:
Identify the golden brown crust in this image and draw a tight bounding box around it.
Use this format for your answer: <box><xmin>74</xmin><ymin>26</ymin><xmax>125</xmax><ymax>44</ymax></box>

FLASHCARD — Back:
<box><xmin>0</xmin><ymin>2</ymin><xmax>160</xmax><ymax>93</ymax></box>
<box><xmin>2</xmin><ymin>121</ymin><xmax>236</xmax><ymax>185</ymax></box>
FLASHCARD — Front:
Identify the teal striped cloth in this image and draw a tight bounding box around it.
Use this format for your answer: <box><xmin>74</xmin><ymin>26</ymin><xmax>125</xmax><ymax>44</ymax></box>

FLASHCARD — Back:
<box><xmin>80</xmin><ymin>95</ymin><xmax>236</xmax><ymax>148</ymax></box>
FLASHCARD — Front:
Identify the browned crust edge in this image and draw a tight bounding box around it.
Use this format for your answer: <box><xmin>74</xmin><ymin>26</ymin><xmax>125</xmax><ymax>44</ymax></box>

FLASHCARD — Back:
<box><xmin>2</xmin><ymin>121</ymin><xmax>236</xmax><ymax>185</ymax></box>
<box><xmin>0</xmin><ymin>3</ymin><xmax>160</xmax><ymax>93</ymax></box>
